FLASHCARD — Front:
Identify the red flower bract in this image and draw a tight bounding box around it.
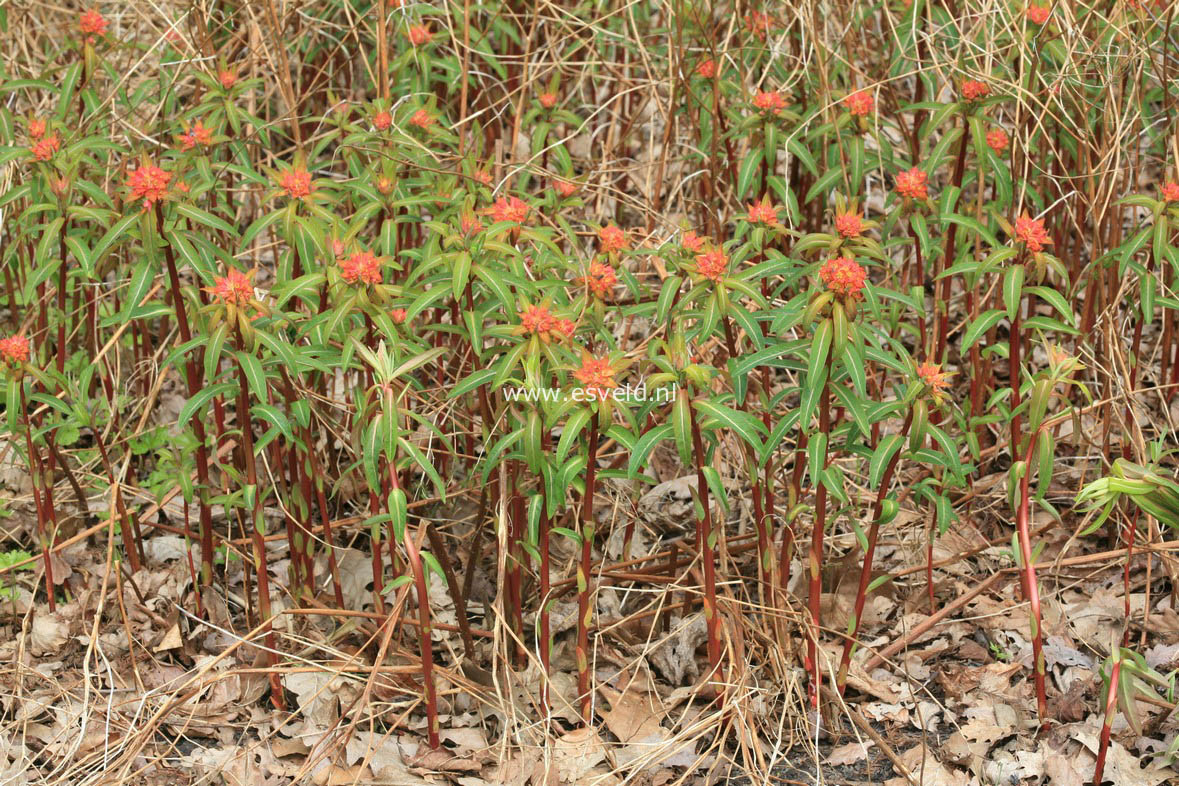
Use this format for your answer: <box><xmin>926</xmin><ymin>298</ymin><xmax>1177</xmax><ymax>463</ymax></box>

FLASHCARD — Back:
<box><xmin>1162</xmin><ymin>182</ymin><xmax>1179</xmax><ymax>203</ymax></box>
<box><xmin>520</xmin><ymin>305</ymin><xmax>557</xmax><ymax>334</ymax></box>
<box><xmin>895</xmin><ymin>167</ymin><xmax>928</xmax><ymax>200</ymax></box>
<box><xmin>582</xmin><ymin>262</ymin><xmax>618</xmax><ymax>299</ymax></box>
<box><xmin>834</xmin><ymin>211</ymin><xmax>863</xmax><ymax>238</ymax></box>
<box><xmin>373</xmin><ymin>111</ymin><xmax>392</xmax><ymax>131</ymax></box>
<box><xmin>391</xmin><ymin>308</ymin><xmax>408</xmax><ymax>324</ymax></box>
<box><xmin>218</xmin><ymin>70</ymin><xmax>237</xmax><ymax>90</ymax></box>
<box><xmin>1015</xmin><ymin>213</ymin><xmax>1051</xmax><ymax>252</ymax></box>
<box><xmin>747</xmin><ymin>197</ymin><xmax>779</xmax><ymax>225</ymax></box>
<box><xmin>696</xmin><ymin>59</ymin><xmax>717</xmax><ymax>79</ymax></box>
<box><xmin>682</xmin><ymin>230</ymin><xmax>706</xmax><ymax>253</ymax></box>
<box><xmin>598</xmin><ymin>224</ymin><xmax>628</xmax><ymax>253</ymax></box>
<box><xmin>962</xmin><ymin>80</ymin><xmax>990</xmax><ymax>101</ymax></box>
<box><xmin>126</xmin><ymin>164</ymin><xmax>172</xmax><ymax>210</ymax></box>
<box><xmin>844</xmin><ymin>90</ymin><xmax>874</xmax><ymax>117</ymax></box>
<box><xmin>178</xmin><ymin>120</ymin><xmax>214</xmax><ymax>151</ymax></box>
<box><xmin>917</xmin><ymin>362</ymin><xmax>951</xmax><ymax>400</ymax></box>
<box><xmin>407</xmin><ymin>24</ymin><xmax>433</xmax><ymax>46</ymax></box>
<box><xmin>339</xmin><ymin>251</ymin><xmax>383</xmax><ymax>286</ymax></box>
<box><xmin>211</xmin><ymin>269</ymin><xmax>253</xmax><ymax>307</ymax></box>
<box><xmin>986</xmin><ymin>128</ymin><xmax>1009</xmax><ymax>153</ymax></box>
<box><xmin>753</xmin><ymin>91</ymin><xmax>787</xmax><ymax>114</ymax></box>
<box><xmin>1026</xmin><ymin>4</ymin><xmax>1051</xmax><ymax>24</ymax></box>
<box><xmin>574</xmin><ymin>356</ymin><xmax>616</xmax><ymax>399</ymax></box>
<box><xmin>0</xmin><ymin>335</ymin><xmax>30</xmax><ymax>366</ymax></box>
<box><xmin>820</xmin><ymin>256</ymin><xmax>868</xmax><ymax>299</ymax></box>
<box><xmin>696</xmin><ymin>249</ymin><xmax>728</xmax><ymax>282</ymax></box>
<box><xmin>486</xmin><ymin>196</ymin><xmax>530</xmax><ymax>225</ymax></box>
<box><xmin>28</xmin><ymin>118</ymin><xmax>46</xmax><ymax>139</ymax></box>
<box><xmin>409</xmin><ymin>109</ymin><xmax>434</xmax><ymax>129</ymax></box>
<box><xmin>539</xmin><ymin>93</ymin><xmax>558</xmax><ymax>109</ymax></box>
<box><xmin>31</xmin><ymin>135</ymin><xmax>60</xmax><ymax>162</ymax></box>
<box><xmin>280</xmin><ymin>168</ymin><xmax>312</xmax><ymax>199</ymax></box>
<box><xmin>80</xmin><ymin>9</ymin><xmax>108</xmax><ymax>38</ymax></box>
<box><xmin>553</xmin><ymin>179</ymin><xmax>578</xmax><ymax>198</ymax></box>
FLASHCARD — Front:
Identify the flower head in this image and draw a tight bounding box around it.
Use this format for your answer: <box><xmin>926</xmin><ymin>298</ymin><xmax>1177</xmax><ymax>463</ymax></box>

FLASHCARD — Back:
<box><xmin>696</xmin><ymin>249</ymin><xmax>729</xmax><ymax>282</ymax></box>
<box><xmin>0</xmin><ymin>335</ymin><xmax>30</xmax><ymax>366</ymax></box>
<box><xmin>745</xmin><ymin>11</ymin><xmax>776</xmax><ymax>40</ymax></box>
<box><xmin>1161</xmin><ymin>182</ymin><xmax>1179</xmax><ymax>203</ymax></box>
<box><xmin>409</xmin><ymin>109</ymin><xmax>434</xmax><ymax>129</ymax></box>
<box><xmin>28</xmin><ymin>118</ymin><xmax>46</xmax><ymax>140</ymax></box>
<box><xmin>407</xmin><ymin>24</ymin><xmax>433</xmax><ymax>46</ymax></box>
<box><xmin>391</xmin><ymin>308</ymin><xmax>408</xmax><ymax>324</ymax></box>
<box><xmin>460</xmin><ymin>212</ymin><xmax>483</xmax><ymax>236</ymax></box>
<box><xmin>961</xmin><ymin>80</ymin><xmax>990</xmax><ymax>101</ymax></box>
<box><xmin>1026</xmin><ymin>4</ymin><xmax>1051</xmax><ymax>24</ymax></box>
<box><xmin>1014</xmin><ymin>212</ymin><xmax>1051</xmax><ymax>252</ymax></box>
<box><xmin>986</xmin><ymin>128</ymin><xmax>1009</xmax><ymax>154</ymax></box>
<box><xmin>218</xmin><ymin>70</ymin><xmax>237</xmax><ymax>90</ymax></box>
<box><xmin>555</xmin><ymin>319</ymin><xmax>577</xmax><ymax>339</ymax></box>
<box><xmin>373</xmin><ymin>110</ymin><xmax>392</xmax><ymax>131</ymax></box>
<box><xmin>177</xmin><ymin>120</ymin><xmax>214</xmax><ymax>152</ymax></box>
<box><xmin>834</xmin><ymin>211</ymin><xmax>863</xmax><ymax>238</ymax></box>
<box><xmin>753</xmin><ymin>91</ymin><xmax>787</xmax><ymax>114</ymax></box>
<box><xmin>539</xmin><ymin>92</ymin><xmax>558</xmax><ymax>109</ymax></box>
<box><xmin>574</xmin><ymin>355</ymin><xmax>616</xmax><ymax>399</ymax></box>
<box><xmin>79</xmin><ymin>9</ymin><xmax>108</xmax><ymax>40</ymax></box>
<box><xmin>485</xmin><ymin>196</ymin><xmax>530</xmax><ymax>225</ymax></box>
<box><xmin>682</xmin><ymin>230</ymin><xmax>706</xmax><ymax>253</ymax></box>
<box><xmin>696</xmin><ymin>59</ymin><xmax>717</xmax><ymax>79</ymax></box>
<box><xmin>747</xmin><ymin>197</ymin><xmax>779</xmax><ymax>225</ymax></box>
<box><xmin>210</xmin><ymin>269</ymin><xmax>253</xmax><ymax>307</ymax></box>
<box><xmin>125</xmin><ymin>164</ymin><xmax>172</xmax><ymax>210</ymax></box>
<box><xmin>819</xmin><ymin>256</ymin><xmax>868</xmax><ymax>299</ymax></box>
<box><xmin>844</xmin><ymin>90</ymin><xmax>874</xmax><ymax>117</ymax></box>
<box><xmin>598</xmin><ymin>224</ymin><xmax>628</xmax><ymax>253</ymax></box>
<box><xmin>31</xmin><ymin>134</ymin><xmax>60</xmax><ymax>162</ymax></box>
<box><xmin>520</xmin><ymin>304</ymin><xmax>557</xmax><ymax>335</ymax></box>
<box><xmin>894</xmin><ymin>167</ymin><xmax>928</xmax><ymax>200</ymax></box>
<box><xmin>553</xmin><ymin>179</ymin><xmax>578</xmax><ymax>198</ymax></box>
<box><xmin>917</xmin><ymin>362</ymin><xmax>951</xmax><ymax>401</ymax></box>
<box><xmin>279</xmin><ymin>168</ymin><xmax>313</xmax><ymax>199</ymax></box>
<box><xmin>339</xmin><ymin>250</ymin><xmax>383</xmax><ymax>286</ymax></box>
<box><xmin>582</xmin><ymin>261</ymin><xmax>618</xmax><ymax>299</ymax></box>
<box><xmin>472</xmin><ymin>170</ymin><xmax>493</xmax><ymax>186</ymax></box>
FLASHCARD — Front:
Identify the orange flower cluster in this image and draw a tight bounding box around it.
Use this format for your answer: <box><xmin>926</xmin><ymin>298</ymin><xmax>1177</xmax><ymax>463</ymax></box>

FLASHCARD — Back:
<box><xmin>177</xmin><ymin>121</ymin><xmax>214</xmax><ymax>151</ymax></box>
<box><xmin>696</xmin><ymin>249</ymin><xmax>729</xmax><ymax>282</ymax></box>
<box><xmin>844</xmin><ymin>90</ymin><xmax>874</xmax><ymax>117</ymax></box>
<box><xmin>986</xmin><ymin>128</ymin><xmax>1009</xmax><ymax>153</ymax></box>
<box><xmin>126</xmin><ymin>164</ymin><xmax>172</xmax><ymax>210</ymax></box>
<box><xmin>834</xmin><ymin>211</ymin><xmax>863</xmax><ymax>238</ymax></box>
<box><xmin>574</xmin><ymin>356</ymin><xmax>616</xmax><ymax>398</ymax></box>
<box><xmin>820</xmin><ymin>256</ymin><xmax>867</xmax><ymax>299</ymax></box>
<box><xmin>211</xmin><ymin>269</ymin><xmax>253</xmax><ymax>307</ymax></box>
<box><xmin>280</xmin><ymin>168</ymin><xmax>312</xmax><ymax>199</ymax></box>
<box><xmin>961</xmin><ymin>80</ymin><xmax>990</xmax><ymax>101</ymax></box>
<box><xmin>753</xmin><ymin>91</ymin><xmax>787</xmax><ymax>114</ymax></box>
<box><xmin>747</xmin><ymin>198</ymin><xmax>779</xmax><ymax>225</ymax></box>
<box><xmin>31</xmin><ymin>135</ymin><xmax>60</xmax><ymax>162</ymax></box>
<box><xmin>486</xmin><ymin>196</ymin><xmax>530</xmax><ymax>224</ymax></box>
<box><xmin>1015</xmin><ymin>213</ymin><xmax>1051</xmax><ymax>252</ymax></box>
<box><xmin>0</xmin><ymin>335</ymin><xmax>30</xmax><ymax>366</ymax></box>
<box><xmin>598</xmin><ymin>224</ymin><xmax>628</xmax><ymax>253</ymax></box>
<box><xmin>582</xmin><ymin>262</ymin><xmax>618</xmax><ymax>299</ymax></box>
<box><xmin>407</xmin><ymin>25</ymin><xmax>432</xmax><ymax>46</ymax></box>
<box><xmin>339</xmin><ymin>251</ymin><xmax>383</xmax><ymax>286</ymax></box>
<box><xmin>895</xmin><ymin>168</ymin><xmax>928</xmax><ymax>200</ymax></box>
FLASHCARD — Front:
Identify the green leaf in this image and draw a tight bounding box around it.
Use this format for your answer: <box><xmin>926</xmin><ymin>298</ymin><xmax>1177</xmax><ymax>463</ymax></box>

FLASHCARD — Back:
<box><xmin>870</xmin><ymin>435</ymin><xmax>905</xmax><ymax>489</ymax></box>
<box><xmin>962</xmin><ymin>309</ymin><xmax>1006</xmax><ymax>351</ymax></box>
<box><xmin>694</xmin><ymin>399</ymin><xmax>767</xmax><ymax>453</ymax></box>
<box><xmin>174</xmin><ymin>202</ymin><xmax>239</xmax><ymax>237</ymax></box>
<box><xmin>1003</xmin><ymin>264</ymin><xmax>1024</xmax><ymax>321</ymax></box>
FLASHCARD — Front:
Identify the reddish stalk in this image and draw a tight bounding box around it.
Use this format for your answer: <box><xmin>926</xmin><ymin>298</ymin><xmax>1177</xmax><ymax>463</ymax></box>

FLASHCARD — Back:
<box><xmin>1093</xmin><ymin>650</ymin><xmax>1121</xmax><ymax>786</ymax></box>
<box><xmin>688</xmin><ymin>394</ymin><xmax>722</xmax><ymax>681</ymax></box>
<box><xmin>1015</xmin><ymin>425</ymin><xmax>1049</xmax><ymax>728</ymax></box>
<box><xmin>806</xmin><ymin>359</ymin><xmax>833</xmax><ymax>709</ymax></box>
<box><xmin>576</xmin><ymin>416</ymin><xmax>599</xmax><ymax>722</ymax></box>
<box><xmin>837</xmin><ymin>410</ymin><xmax>914</xmax><ymax>691</ymax></box>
